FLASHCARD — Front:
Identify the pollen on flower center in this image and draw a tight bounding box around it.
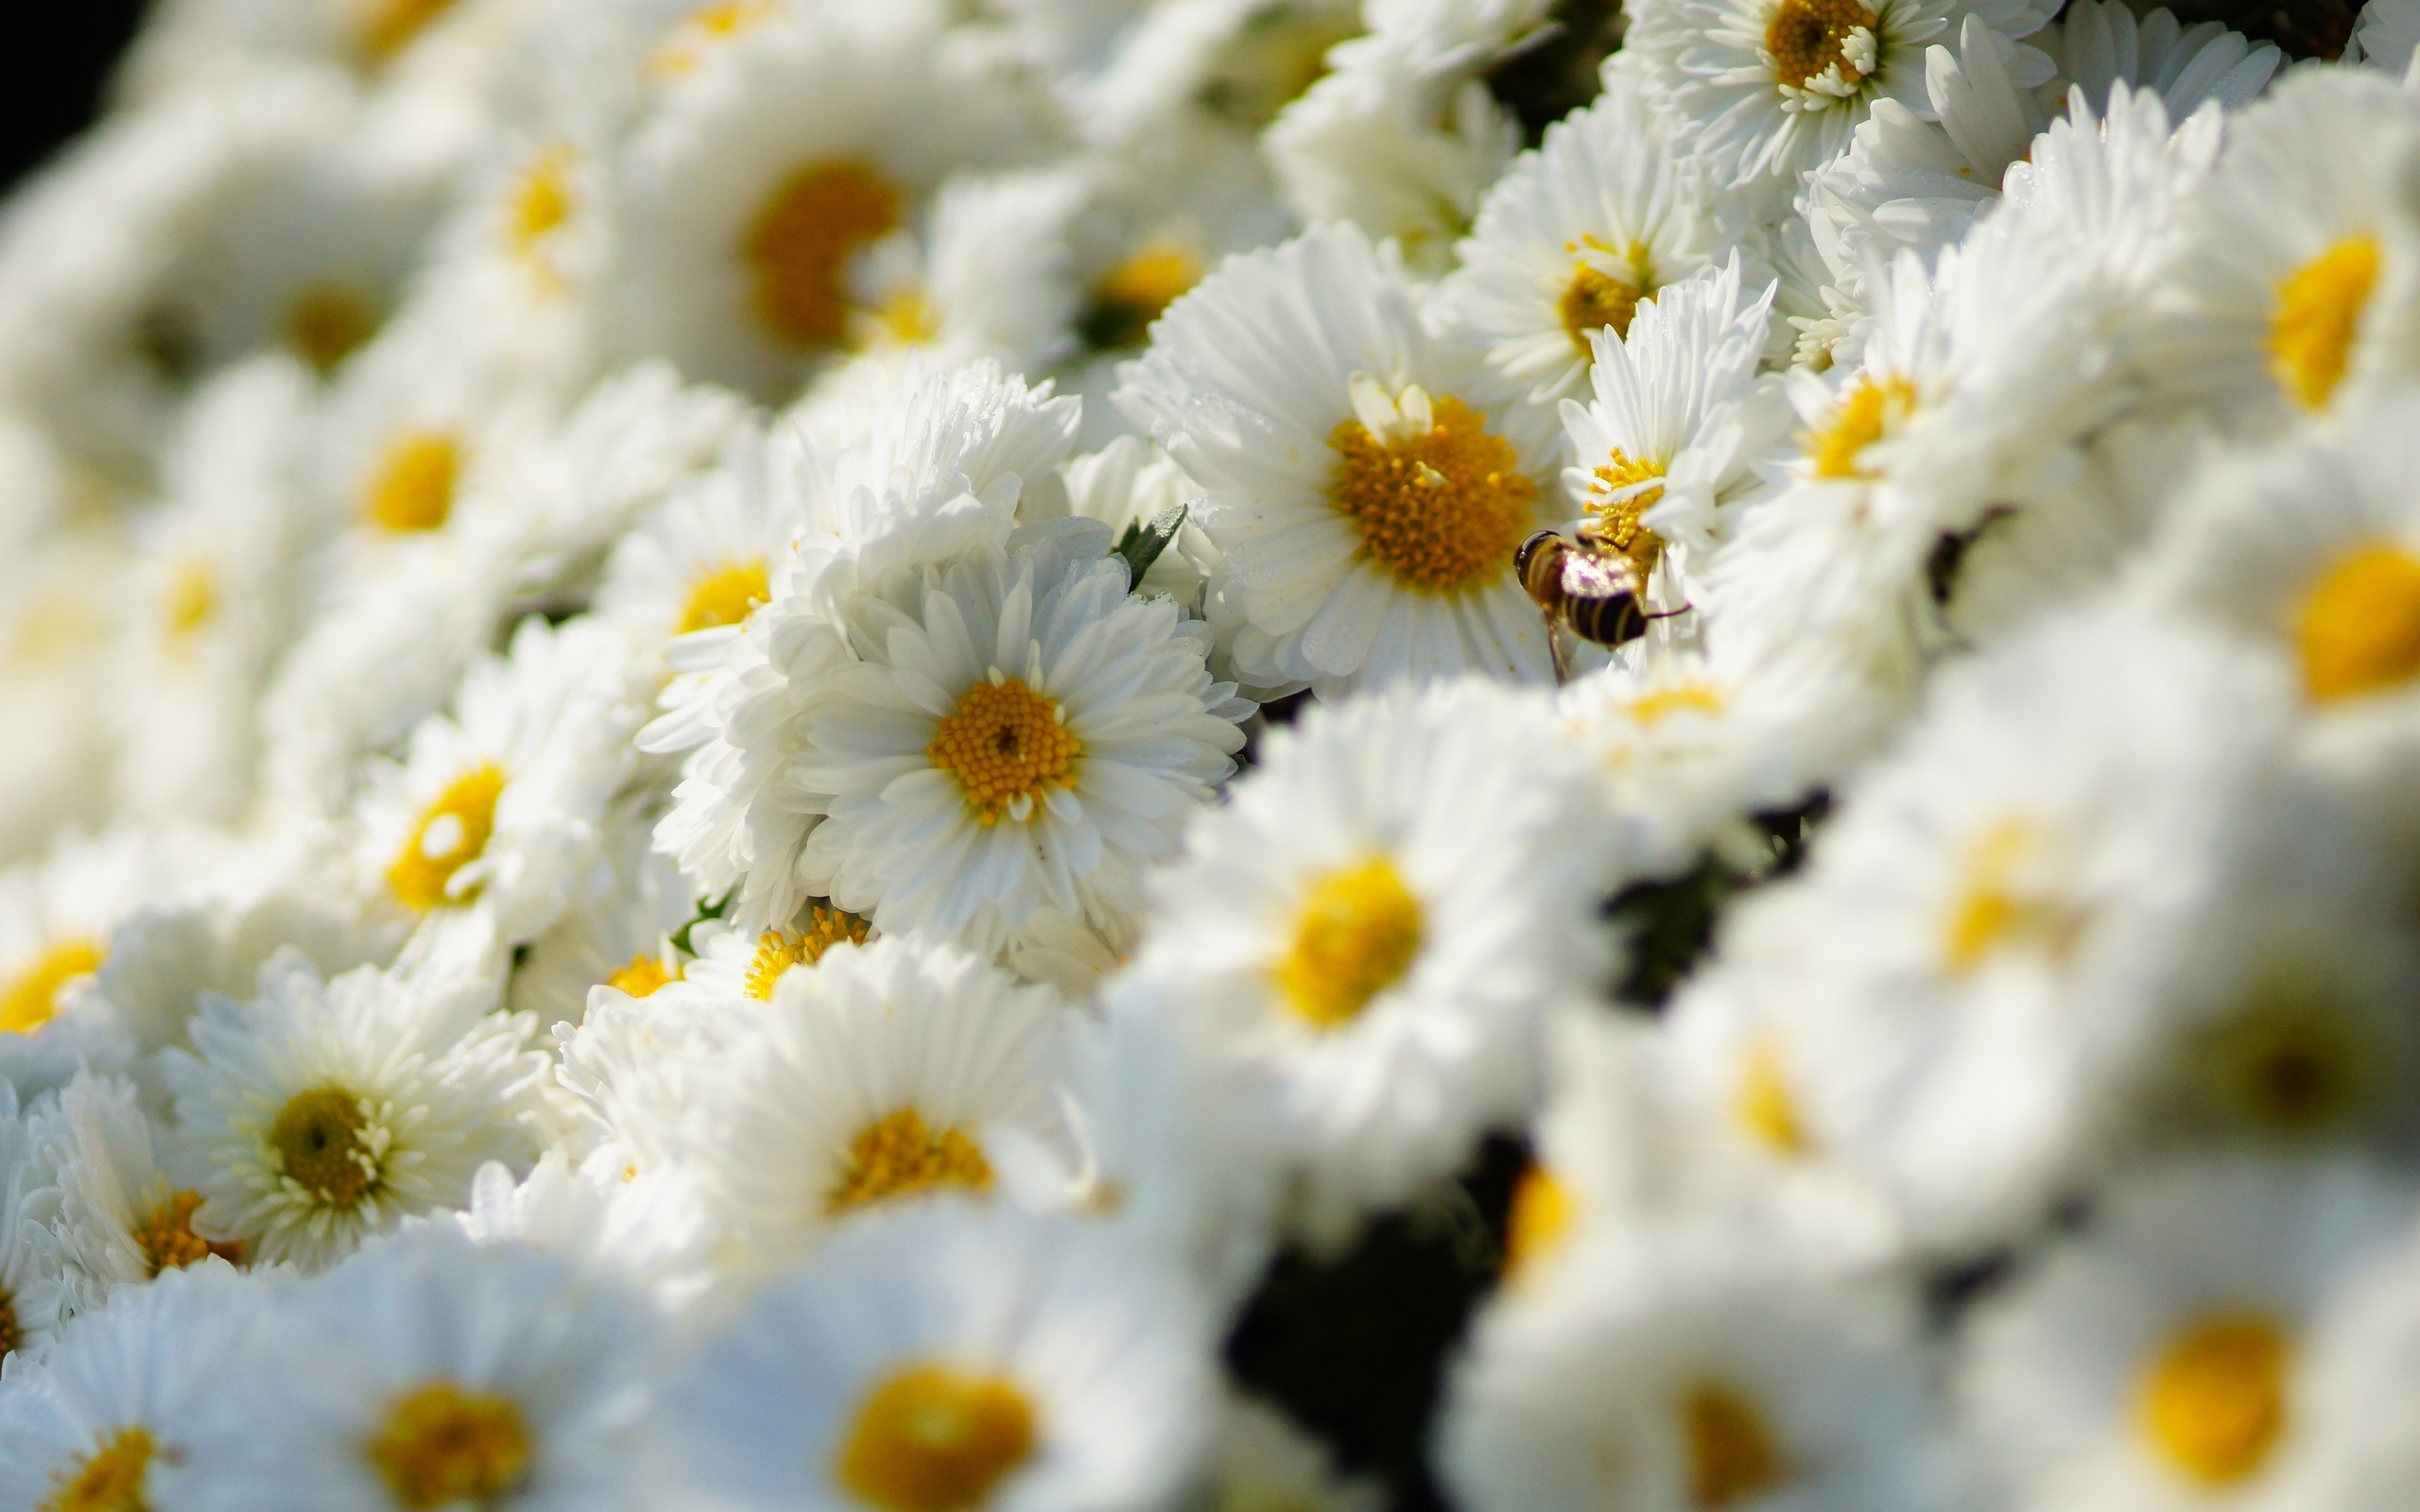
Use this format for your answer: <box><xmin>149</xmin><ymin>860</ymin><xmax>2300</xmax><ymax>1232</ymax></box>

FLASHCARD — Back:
<box><xmin>2295</xmin><ymin>542</ymin><xmax>2420</xmax><ymax>704</ymax></box>
<box><xmin>0</xmin><ymin>1286</ymin><xmax>17</xmax><ymax>1358</ymax></box>
<box><xmin>745</xmin><ymin>907</ymin><xmax>873</xmax><ymax>1000</ymax></box>
<box><xmin>927</xmin><ymin>675</ymin><xmax>1083</xmax><ymax>828</ymax></box>
<box><xmin>743</xmin><ymin>160</ymin><xmax>902</xmax><ymax>352</ymax></box>
<box><xmin>389</xmin><ymin>765</ymin><xmax>506</xmax><ymax>912</ymax></box>
<box><xmin>1682</xmin><ymin>1385</ymin><xmax>1785</xmax><ymax>1508</ymax></box>
<box><xmin>1590</xmin><ymin>449</ymin><xmax>1669</xmax><ymax>576</ymax></box>
<box><xmin>1</xmin><ymin>937</ymin><xmax>104</xmax><ymax>1036</ymax></box>
<box><xmin>1808</xmin><ymin>374</ymin><xmax>1917</xmax><ymax>480</ymax></box>
<box><xmin>1080</xmin><ymin>243</ymin><xmax>1203</xmax><ymax>352</ymax></box>
<box><xmin>164</xmin><ymin>558</ymin><xmax>216</xmax><ymax>646</ymax></box>
<box><xmin>1628</xmin><ymin>681</ymin><xmax>1728</xmax><ymax>727</ymax></box>
<box><xmin>1275</xmin><ymin>856</ymin><xmax>1425</xmax><ymax>1028</ymax></box>
<box><xmin>360</xmin><ymin>0</ymin><xmax>460</xmax><ymax>60</ymax></box>
<box><xmin>677</xmin><ymin>559</ymin><xmax>770</xmax><ymax>635</ymax></box>
<box><xmin>368</xmin><ymin>1383</ymin><xmax>533</xmax><ymax>1511</ymax></box>
<box><xmin>135</xmin><ymin>1190</ymin><xmax>242</xmax><ymax>1276</ymax></box>
<box><xmin>2137</xmin><ymin>1314</ymin><xmax>2290</xmax><ymax>1486</ymax></box>
<box><xmin>283</xmin><ymin>284</ymin><xmax>379</xmax><ymax>376</ymax></box>
<box><xmin>269</xmin><ymin>1086</ymin><xmax>376</xmax><ymax>1208</ymax></box>
<box><xmin>1733</xmin><ymin>1037</ymin><xmax>1808</xmax><ymax>1156</ymax></box>
<box><xmin>1327</xmin><ymin>389</ymin><xmax>1536</xmax><ymax>593</ymax></box>
<box><xmin>1502</xmin><ymin>1164</ymin><xmax>1576</xmax><ymax>1280</ymax></box>
<box><xmin>1561</xmin><ymin>237</ymin><xmax>1651</xmax><ymax>352</ymax></box>
<box><xmin>837</xmin><ymin>1362</ymin><xmax>1037</xmax><ymax>1512</ymax></box>
<box><xmin>827</xmin><ymin>1108</ymin><xmax>994</xmax><ymax>1215</ymax></box>
<box><xmin>1943</xmin><ymin>820</ymin><xmax>2084</xmax><ymax>975</ymax></box>
<box><xmin>364</xmin><ymin>430</ymin><xmax>462</xmax><ymax>534</ymax></box>
<box><xmin>2269</xmin><ymin>236</ymin><xmax>2377</xmax><ymax>412</ymax></box>
<box><xmin>606</xmin><ymin>954</ymin><xmax>674</xmax><ymax>999</ymax></box>
<box><xmin>49</xmin><ymin>1425</ymin><xmax>155</xmax><ymax>1512</ymax></box>
<box><xmin>1764</xmin><ymin>0</ymin><xmax>1879</xmax><ymax>91</ymax></box>
<box><xmin>509</xmin><ymin>146</ymin><xmax>574</xmax><ymax>284</ymax></box>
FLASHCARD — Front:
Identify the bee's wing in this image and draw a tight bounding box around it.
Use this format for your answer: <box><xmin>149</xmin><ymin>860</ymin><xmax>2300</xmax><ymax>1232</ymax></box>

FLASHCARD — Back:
<box><xmin>1560</xmin><ymin>549</ymin><xmax>1638</xmax><ymax>601</ymax></box>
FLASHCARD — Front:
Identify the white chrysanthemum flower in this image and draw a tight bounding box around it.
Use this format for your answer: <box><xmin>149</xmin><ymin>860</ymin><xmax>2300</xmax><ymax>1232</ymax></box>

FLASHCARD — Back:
<box><xmin>1440</xmin><ymin>1218</ymin><xmax>1960</xmax><ymax>1512</ymax></box>
<box><xmin>353</xmin><ymin>616</ymin><xmax>640</xmax><ymax>953</ymax></box>
<box><xmin>1113</xmin><ymin>679</ymin><xmax>1619</xmax><ymax>1244</ymax></box>
<box><xmin>2285</xmin><ymin>1213</ymin><xmax>2420</xmax><ymax>1507</ymax></box>
<box><xmin>2046</xmin><ymin>1</ymin><xmax>2282</xmax><ymax>115</ymax></box>
<box><xmin>597</xmin><ymin>422</ymin><xmax>802</xmax><ymax>671</ymax></box>
<box><xmin>653</xmin><ymin>1203</ymin><xmax>1216</xmax><ymax>1512</ymax></box>
<box><xmin>1960</xmin><ymin>1154</ymin><xmax>2414</xmax><ymax>1511</ymax></box>
<box><xmin>1616</xmin><ymin>0</ymin><xmax>2059</xmax><ymax>217</ymax></box>
<box><xmin>226</xmin><ymin>1223</ymin><xmax>659</xmax><ymax>1512</ymax></box>
<box><xmin>666</xmin><ymin>936</ymin><xmax>1076</xmax><ymax>1268</ymax></box>
<box><xmin>1066</xmin><ymin>0</ymin><xmax>1363</xmax><ymax>151</ymax></box>
<box><xmin>0</xmin><ymin>1262</ymin><xmax>283</xmax><ymax>1511</ymax></box>
<box><xmin>1432</xmin><ymin>75</ymin><xmax>1736</xmax><ymax>413</ymax></box>
<box><xmin>1056</xmin><ymin>436</ymin><xmax>1220</xmax><ymax>608</ymax></box>
<box><xmin>454</xmin><ymin>1151</ymin><xmax>721</xmax><ymax>1314</ymax></box>
<box><xmin>21</xmin><ymin>1074</ymin><xmax>244</xmax><ymax>1320</ymax></box>
<box><xmin>163</xmin><ymin>954</ymin><xmax>547</xmax><ymax>1272</ymax></box>
<box><xmin>123</xmin><ymin>0</ymin><xmax>530</xmax><ymax>97</ymax></box>
<box><xmin>1773</xmin><ymin>605</ymin><xmax>2295</xmax><ymax>1250</ymax></box>
<box><xmin>1116</xmin><ymin>223</ymin><xmax>1564</xmax><ymax>697</ymax></box>
<box><xmin>2348</xmin><ymin>0</ymin><xmax>2420</xmax><ymax>73</ymax></box>
<box><xmin>0</xmin><ymin>532</ymin><xmax>120</xmax><ymax>861</ymax></box>
<box><xmin>603</xmin><ymin>0</ymin><xmax>1045</xmax><ymax>400</ymax></box>
<box><xmin>664</xmin><ymin>906</ymin><xmax>873</xmax><ymax>1008</ymax></box>
<box><xmin>0</xmin><ymin>1085</ymin><xmax>67</xmax><ymax>1361</ymax></box>
<box><xmin>2137</xmin><ymin>67</ymin><xmax>2420</xmax><ymax>431</ymax></box>
<box><xmin>505</xmin><ymin>794</ymin><xmax>701</xmax><ymax>1031</ymax></box>
<box><xmin>836</xmin><ymin>167</ymin><xmax>1089</xmax><ymax>380</ymax></box>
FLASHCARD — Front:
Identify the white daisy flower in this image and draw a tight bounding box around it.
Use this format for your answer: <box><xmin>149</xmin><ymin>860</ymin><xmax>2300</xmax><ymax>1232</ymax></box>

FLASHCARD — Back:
<box><xmin>2284</xmin><ymin>1213</ymin><xmax>2420</xmax><ymax>1507</ymax></box>
<box><xmin>1616</xmin><ymin>0</ymin><xmax>2060</xmax><ymax>218</ymax></box>
<box><xmin>163</xmin><ymin>953</ymin><xmax>548</xmax><ymax>1272</ymax></box>
<box><xmin>1115</xmin><ymin>223</ymin><xmax>1564</xmax><ymax>698</ymax></box>
<box><xmin>353</xmin><ymin>616</ymin><xmax>641</xmax><ymax>954</ymax></box>
<box><xmin>1067</xmin><ymin>0</ymin><xmax>1364</xmax><ymax>152</ymax></box>
<box><xmin>505</xmin><ymin>793</ymin><xmax>702</xmax><ymax>1031</ymax></box>
<box><xmin>453</xmin><ymin>1151</ymin><xmax>721</xmax><ymax>1315</ymax></box>
<box><xmin>2047</xmin><ymin>1</ymin><xmax>2282</xmax><ymax>116</ymax></box>
<box><xmin>0</xmin><ymin>1084</ymin><xmax>67</xmax><ymax>1361</ymax></box>
<box><xmin>2348</xmin><ymin>0</ymin><xmax>2420</xmax><ymax>74</ymax></box>
<box><xmin>653</xmin><ymin>1203</ymin><xmax>1216</xmax><ymax>1512</ymax></box>
<box><xmin>1431</xmin><ymin>74</ymin><xmax>1736</xmax><ymax>414</ymax></box>
<box><xmin>666</xmin><ymin>936</ymin><xmax>1077</xmax><ymax>1269</ymax></box>
<box><xmin>596</xmin><ymin>421</ymin><xmax>801</xmax><ymax>672</ymax></box>
<box><xmin>664</xmin><ymin>905</ymin><xmax>873</xmax><ymax>1007</ymax></box>
<box><xmin>1439</xmin><ymin>1217</ymin><xmax>1960</xmax><ymax>1512</ymax></box>
<box><xmin>1960</xmin><ymin>1154</ymin><xmax>2415</xmax><ymax>1511</ymax></box>
<box><xmin>0</xmin><ymin>1262</ymin><xmax>285</xmax><ymax>1511</ymax></box>
<box><xmin>1112</xmin><ymin>679</ymin><xmax>1620</xmax><ymax>1245</ymax></box>
<box><xmin>0</xmin><ymin>533</ymin><xmax>121</xmax><ymax>861</ymax></box>
<box><xmin>123</xmin><ymin>0</ymin><xmax>531</xmax><ymax>95</ymax></box>
<box><xmin>228</xmin><ymin>1222</ymin><xmax>660</xmax><ymax>1512</ymax></box>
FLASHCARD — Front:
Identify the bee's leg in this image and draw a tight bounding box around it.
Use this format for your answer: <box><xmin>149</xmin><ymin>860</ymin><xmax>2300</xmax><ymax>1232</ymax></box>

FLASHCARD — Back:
<box><xmin>1546</xmin><ymin>616</ymin><xmax>1575</xmax><ymax>685</ymax></box>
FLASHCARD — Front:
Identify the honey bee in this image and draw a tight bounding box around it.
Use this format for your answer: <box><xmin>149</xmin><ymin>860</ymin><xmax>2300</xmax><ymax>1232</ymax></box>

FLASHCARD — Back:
<box><xmin>1516</xmin><ymin>526</ymin><xmax>1682</xmax><ymax>679</ymax></box>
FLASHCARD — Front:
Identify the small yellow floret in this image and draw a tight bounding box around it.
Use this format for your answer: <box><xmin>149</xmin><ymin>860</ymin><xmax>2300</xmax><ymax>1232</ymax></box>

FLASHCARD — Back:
<box><xmin>163</xmin><ymin>559</ymin><xmax>216</xmax><ymax>646</ymax></box>
<box><xmin>743</xmin><ymin>907</ymin><xmax>873</xmax><ymax>1001</ymax></box>
<box><xmin>642</xmin><ymin>0</ymin><xmax>781</xmax><ymax>79</ymax></box>
<box><xmin>1764</xmin><ymin>0</ymin><xmax>1879</xmax><ymax>89</ymax></box>
<box><xmin>1502</xmin><ymin>1164</ymin><xmax>1576</xmax><ymax>1280</ymax></box>
<box><xmin>605</xmin><ymin>954</ymin><xmax>673</xmax><ymax>999</ymax></box>
<box><xmin>1084</xmin><ymin>243</ymin><xmax>1202</xmax><ymax>351</ymax></box>
<box><xmin>1942</xmin><ymin>820</ymin><xmax>2082</xmax><ymax>975</ymax></box>
<box><xmin>1733</xmin><ymin>1037</ymin><xmax>1807</xmax><ymax>1157</ymax></box>
<box><xmin>509</xmin><ymin>146</ymin><xmax>575</xmax><ymax>286</ymax></box>
<box><xmin>1274</xmin><ymin>857</ymin><xmax>1425</xmax><ymax>1029</ymax></box>
<box><xmin>836</xmin><ymin>1363</ymin><xmax>1036</xmax><ymax>1512</ymax></box>
<box><xmin>827</xmin><ymin>1108</ymin><xmax>994</xmax><ymax>1215</ymax></box>
<box><xmin>364</xmin><ymin>431</ymin><xmax>462</xmax><ymax>534</ymax></box>
<box><xmin>1682</xmin><ymin>1385</ymin><xmax>1785</xmax><ymax>1508</ymax></box>
<box><xmin>2269</xmin><ymin>236</ymin><xmax>2378</xmax><ymax>412</ymax></box>
<box><xmin>927</xmin><ymin>676</ymin><xmax>1083</xmax><ymax>828</ymax></box>
<box><xmin>677</xmin><ymin>559</ymin><xmax>770</xmax><ymax>635</ymax></box>
<box><xmin>1328</xmin><ymin>393</ymin><xmax>1535</xmax><ymax>594</ymax></box>
<box><xmin>360</xmin><ymin>0</ymin><xmax>460</xmax><ymax>60</ymax></box>
<box><xmin>45</xmin><ymin>1425</ymin><xmax>155</xmax><ymax>1512</ymax></box>
<box><xmin>134</xmin><ymin>1190</ymin><xmax>242</xmax><ymax>1276</ymax></box>
<box><xmin>1</xmin><ymin>939</ymin><xmax>104</xmax><ymax>1037</ymax></box>
<box><xmin>1560</xmin><ymin>237</ymin><xmax>1650</xmax><ymax>352</ymax></box>
<box><xmin>368</xmin><ymin>1383</ymin><xmax>532</xmax><ymax>1510</ymax></box>
<box><xmin>2295</xmin><ymin>542</ymin><xmax>2420</xmax><ymax>704</ymax></box>
<box><xmin>743</xmin><ymin>160</ymin><xmax>901</xmax><ymax>352</ymax></box>
<box><xmin>388</xmin><ymin>765</ymin><xmax>506</xmax><ymax>912</ymax></box>
<box><xmin>2137</xmin><ymin>1315</ymin><xmax>2290</xmax><ymax>1486</ymax></box>
<box><xmin>1627</xmin><ymin>681</ymin><xmax>1727</xmax><ymax>727</ymax></box>
<box><xmin>269</xmin><ymin>1086</ymin><xmax>375</xmax><ymax>1209</ymax></box>
<box><xmin>1807</xmin><ymin>374</ymin><xmax>1916</xmax><ymax>480</ymax></box>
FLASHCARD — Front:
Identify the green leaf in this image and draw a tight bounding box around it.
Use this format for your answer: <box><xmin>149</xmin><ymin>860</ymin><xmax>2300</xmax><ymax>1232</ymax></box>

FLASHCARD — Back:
<box><xmin>1112</xmin><ymin>501</ymin><xmax>1188</xmax><ymax>590</ymax></box>
<box><xmin>669</xmin><ymin>889</ymin><xmax>735</xmax><ymax>957</ymax></box>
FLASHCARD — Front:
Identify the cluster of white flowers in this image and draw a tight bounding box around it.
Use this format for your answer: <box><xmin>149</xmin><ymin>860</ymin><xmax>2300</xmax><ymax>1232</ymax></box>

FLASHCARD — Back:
<box><xmin>2</xmin><ymin>0</ymin><xmax>2419</xmax><ymax>1506</ymax></box>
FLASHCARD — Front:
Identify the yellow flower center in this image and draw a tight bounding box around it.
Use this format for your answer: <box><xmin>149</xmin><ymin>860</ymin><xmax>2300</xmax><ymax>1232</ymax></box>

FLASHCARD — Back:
<box><xmin>163</xmin><ymin>558</ymin><xmax>216</xmax><ymax>646</ymax></box>
<box><xmin>2138</xmin><ymin>1315</ymin><xmax>2290</xmax><ymax>1486</ymax></box>
<box><xmin>827</xmin><ymin>1108</ymin><xmax>994</xmax><ymax>1215</ymax></box>
<box><xmin>836</xmin><ymin>1363</ymin><xmax>1037</xmax><ymax>1512</ymax></box>
<box><xmin>134</xmin><ymin>1190</ymin><xmax>241</xmax><ymax>1276</ymax></box>
<box><xmin>605</xmin><ymin>954</ymin><xmax>673</xmax><ymax>999</ymax></box>
<box><xmin>1274</xmin><ymin>857</ymin><xmax>1425</xmax><ymax>1029</ymax></box>
<box><xmin>367</xmin><ymin>1383</ymin><xmax>533</xmax><ymax>1511</ymax></box>
<box><xmin>1501</xmin><ymin>1164</ymin><xmax>1576</xmax><ymax>1280</ymax></box>
<box><xmin>509</xmin><ymin>146</ymin><xmax>575</xmax><ymax>286</ymax></box>
<box><xmin>0</xmin><ymin>1287</ymin><xmax>17</xmax><ymax>1359</ymax></box>
<box><xmin>2295</xmin><ymin>542</ymin><xmax>2420</xmax><ymax>704</ymax></box>
<box><xmin>1764</xmin><ymin>0</ymin><xmax>1878</xmax><ymax>90</ymax></box>
<box><xmin>857</xmin><ymin>289</ymin><xmax>940</xmax><ymax>351</ymax></box>
<box><xmin>1196</xmin><ymin>11</ymin><xmax>1362</xmax><ymax>127</ymax></box>
<box><xmin>268</xmin><ymin>1086</ymin><xmax>375</xmax><ymax>1209</ymax></box>
<box><xmin>743</xmin><ymin>160</ymin><xmax>901</xmax><ymax>352</ymax></box>
<box><xmin>1682</xmin><ymin>1385</ymin><xmax>1785</xmax><ymax>1508</ymax></box>
<box><xmin>1589</xmin><ymin>450</ymin><xmax>1668</xmax><ymax>577</ymax></box>
<box><xmin>642</xmin><ymin>0</ymin><xmax>782</xmax><ymax>79</ymax></box>
<box><xmin>1560</xmin><ymin>237</ymin><xmax>1650</xmax><ymax>353</ymax></box>
<box><xmin>364</xmin><ymin>431</ymin><xmax>461</xmax><ymax>534</ymax></box>
<box><xmin>360</xmin><ymin>0</ymin><xmax>460</xmax><ymax>60</ymax></box>
<box><xmin>1627</xmin><ymin>681</ymin><xmax>1727</xmax><ymax>727</ymax></box>
<box><xmin>388</xmin><ymin>765</ymin><xmax>506</xmax><ymax>912</ymax></box>
<box><xmin>2269</xmin><ymin>236</ymin><xmax>2377</xmax><ymax>413</ymax></box>
<box><xmin>1733</xmin><ymin>1038</ymin><xmax>1807</xmax><ymax>1156</ymax></box>
<box><xmin>743</xmin><ymin>907</ymin><xmax>873</xmax><ymax>1000</ymax></box>
<box><xmin>1</xmin><ymin>939</ymin><xmax>104</xmax><ymax>1036</ymax></box>
<box><xmin>1328</xmin><ymin>392</ymin><xmax>1535</xmax><ymax>594</ymax></box>
<box><xmin>2199</xmin><ymin>997</ymin><xmax>2369</xmax><ymax>1137</ymax></box>
<box><xmin>44</xmin><ymin>1426</ymin><xmax>155</xmax><ymax>1512</ymax></box>
<box><xmin>283</xmin><ymin>284</ymin><xmax>380</xmax><ymax>376</ymax></box>
<box><xmin>1082</xmin><ymin>243</ymin><xmax>1202</xmax><ymax>351</ymax></box>
<box><xmin>1807</xmin><ymin>374</ymin><xmax>1916</xmax><ymax>480</ymax></box>
<box><xmin>927</xmin><ymin>676</ymin><xmax>1083</xmax><ymax>828</ymax></box>
<box><xmin>676</xmin><ymin>559</ymin><xmax>771</xmax><ymax>635</ymax></box>
<box><xmin>1942</xmin><ymin>820</ymin><xmax>2083</xmax><ymax>975</ymax></box>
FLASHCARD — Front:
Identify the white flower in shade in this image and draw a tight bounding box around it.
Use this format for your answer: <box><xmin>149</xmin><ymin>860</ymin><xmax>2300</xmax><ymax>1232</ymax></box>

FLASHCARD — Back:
<box><xmin>1439</xmin><ymin>1217</ymin><xmax>1960</xmax><ymax>1512</ymax></box>
<box><xmin>0</xmin><ymin>531</ymin><xmax>119</xmax><ymax>861</ymax></box>
<box><xmin>2137</xmin><ymin>67</ymin><xmax>2420</xmax><ymax>431</ymax></box>
<box><xmin>786</xmin><ymin>520</ymin><xmax>1247</xmax><ymax>952</ymax></box>
<box><xmin>1200</xmin><ymin>1398</ymin><xmax>1385</xmax><ymax>1512</ymax></box>
<box><xmin>2349</xmin><ymin>0</ymin><xmax>2420</xmax><ymax>73</ymax></box>
<box><xmin>163</xmin><ymin>954</ymin><xmax>548</xmax><ymax>1272</ymax></box>
<box><xmin>1432</xmin><ymin>75</ymin><xmax>1736</xmax><ymax>413</ymax></box>
<box><xmin>354</xmin><ymin>616</ymin><xmax>641</xmax><ymax>954</ymax></box>
<box><xmin>122</xmin><ymin>0</ymin><xmax>528</xmax><ymax>97</ymax></box>
<box><xmin>21</xmin><ymin>1074</ymin><xmax>244</xmax><ymax>1321</ymax></box>
<box><xmin>453</xmin><ymin>1151</ymin><xmax>721</xmax><ymax>1315</ymax></box>
<box><xmin>653</xmin><ymin>1203</ymin><xmax>1216</xmax><ymax>1512</ymax></box>
<box><xmin>1773</xmin><ymin>605</ymin><xmax>2294</xmax><ymax>1251</ymax></box>
<box><xmin>1066</xmin><ymin>0</ymin><xmax>1364</xmax><ymax>152</ymax></box>
<box><xmin>226</xmin><ymin>1223</ymin><xmax>659</xmax><ymax>1512</ymax></box>
<box><xmin>1115</xmin><ymin>223</ymin><xmax>1564</xmax><ymax>697</ymax></box>
<box><xmin>603</xmin><ymin>0</ymin><xmax>1046</xmax><ymax>400</ymax></box>
<box><xmin>0</xmin><ymin>1085</ymin><xmax>67</xmax><ymax>1362</ymax></box>
<box><xmin>837</xmin><ymin>167</ymin><xmax>1090</xmax><ymax>379</ymax></box>
<box><xmin>1616</xmin><ymin>0</ymin><xmax>2059</xmax><ymax>217</ymax></box>
<box><xmin>2284</xmin><ymin>1214</ymin><xmax>2420</xmax><ymax>1508</ymax></box>
<box><xmin>1959</xmin><ymin>1154</ymin><xmax>2414</xmax><ymax>1512</ymax></box>
<box><xmin>1113</xmin><ymin>679</ymin><xmax>1620</xmax><ymax>1245</ymax></box>
<box><xmin>0</xmin><ymin>1262</ymin><xmax>283</xmax><ymax>1512</ymax></box>
<box><xmin>2045</xmin><ymin>1</ymin><xmax>2282</xmax><ymax>116</ymax></box>
<box><xmin>666</xmin><ymin>936</ymin><xmax>1077</xmax><ymax>1269</ymax></box>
